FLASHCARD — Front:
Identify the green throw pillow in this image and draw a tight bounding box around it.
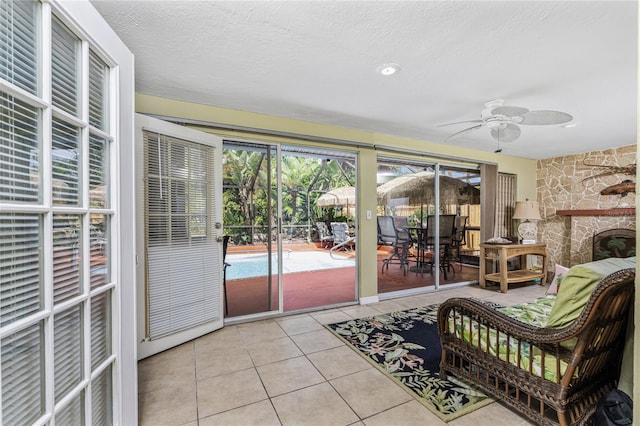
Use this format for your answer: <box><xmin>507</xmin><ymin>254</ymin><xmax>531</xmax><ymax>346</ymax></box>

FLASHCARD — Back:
<box><xmin>545</xmin><ymin>257</ymin><xmax>636</xmax><ymax>329</ymax></box>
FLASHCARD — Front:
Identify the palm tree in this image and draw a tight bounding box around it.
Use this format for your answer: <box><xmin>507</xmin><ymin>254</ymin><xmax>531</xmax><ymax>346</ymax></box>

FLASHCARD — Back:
<box><xmin>223</xmin><ymin>149</ymin><xmax>268</xmax><ymax>244</ymax></box>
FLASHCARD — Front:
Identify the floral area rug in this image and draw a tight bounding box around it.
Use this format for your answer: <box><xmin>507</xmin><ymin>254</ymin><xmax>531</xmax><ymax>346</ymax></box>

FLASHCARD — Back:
<box><xmin>325</xmin><ymin>305</ymin><xmax>494</xmax><ymax>422</ymax></box>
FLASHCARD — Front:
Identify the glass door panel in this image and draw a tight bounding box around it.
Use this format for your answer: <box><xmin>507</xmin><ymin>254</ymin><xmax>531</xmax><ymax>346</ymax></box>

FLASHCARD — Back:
<box><xmin>222</xmin><ymin>143</ymin><xmax>358</xmax><ymax>317</ymax></box>
<box><xmin>280</xmin><ymin>146</ymin><xmax>357</xmax><ymax>312</ymax></box>
<box><xmin>376</xmin><ymin>160</ymin><xmax>481</xmax><ymax>294</ymax></box>
<box><xmin>223</xmin><ymin>142</ymin><xmax>280</xmax><ymax>317</ymax></box>
<box><xmin>376</xmin><ymin>161</ymin><xmax>437</xmax><ymax>293</ymax></box>
<box><xmin>439</xmin><ymin>166</ymin><xmax>482</xmax><ymax>269</ymax></box>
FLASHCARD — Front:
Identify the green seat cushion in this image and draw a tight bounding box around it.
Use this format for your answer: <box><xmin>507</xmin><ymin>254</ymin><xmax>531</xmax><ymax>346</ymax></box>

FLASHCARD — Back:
<box><xmin>449</xmin><ymin>297</ymin><xmax>565</xmax><ymax>381</ymax></box>
<box><xmin>499</xmin><ymin>295</ymin><xmax>556</xmax><ymax>327</ymax></box>
<box><xmin>545</xmin><ymin>257</ymin><xmax>636</xmax><ymax>329</ymax></box>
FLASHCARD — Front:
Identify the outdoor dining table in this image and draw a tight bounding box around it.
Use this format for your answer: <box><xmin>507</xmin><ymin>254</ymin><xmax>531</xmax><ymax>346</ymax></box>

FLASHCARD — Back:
<box><xmin>408</xmin><ymin>227</ymin><xmax>453</xmax><ymax>280</ymax></box>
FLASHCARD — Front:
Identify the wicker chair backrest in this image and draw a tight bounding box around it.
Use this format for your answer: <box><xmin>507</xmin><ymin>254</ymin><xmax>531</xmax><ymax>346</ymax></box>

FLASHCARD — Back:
<box><xmin>562</xmin><ymin>268</ymin><xmax>635</xmax><ymax>386</ymax></box>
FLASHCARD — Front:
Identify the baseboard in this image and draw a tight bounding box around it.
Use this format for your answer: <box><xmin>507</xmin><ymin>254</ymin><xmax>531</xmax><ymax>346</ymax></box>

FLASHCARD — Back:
<box><xmin>359</xmin><ymin>295</ymin><xmax>379</xmax><ymax>305</ymax></box>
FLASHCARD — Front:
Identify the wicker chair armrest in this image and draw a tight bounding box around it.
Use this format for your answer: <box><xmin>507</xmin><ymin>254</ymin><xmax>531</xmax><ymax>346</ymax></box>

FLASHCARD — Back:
<box><xmin>438</xmin><ymin>297</ymin><xmax>570</xmax><ymax>344</ymax></box>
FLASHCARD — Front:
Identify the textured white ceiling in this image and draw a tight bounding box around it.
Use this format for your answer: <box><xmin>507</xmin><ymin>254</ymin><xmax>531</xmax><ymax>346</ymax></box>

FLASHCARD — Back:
<box><xmin>91</xmin><ymin>1</ymin><xmax>638</xmax><ymax>159</ymax></box>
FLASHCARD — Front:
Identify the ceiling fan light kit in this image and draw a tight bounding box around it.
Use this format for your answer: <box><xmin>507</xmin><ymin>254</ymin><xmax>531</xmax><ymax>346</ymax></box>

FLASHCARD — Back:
<box><xmin>376</xmin><ymin>63</ymin><xmax>401</xmax><ymax>76</ymax></box>
<box><xmin>440</xmin><ymin>99</ymin><xmax>573</xmax><ymax>144</ymax></box>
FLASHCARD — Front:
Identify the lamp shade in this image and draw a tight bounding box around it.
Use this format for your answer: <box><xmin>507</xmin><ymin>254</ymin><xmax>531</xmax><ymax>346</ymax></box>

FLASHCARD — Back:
<box><xmin>512</xmin><ymin>199</ymin><xmax>542</xmax><ymax>221</ymax></box>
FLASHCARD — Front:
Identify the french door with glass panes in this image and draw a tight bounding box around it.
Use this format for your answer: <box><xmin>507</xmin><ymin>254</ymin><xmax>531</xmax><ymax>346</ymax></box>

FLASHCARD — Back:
<box><xmin>136</xmin><ymin>115</ymin><xmax>224</xmax><ymax>359</ymax></box>
<box><xmin>0</xmin><ymin>1</ymin><xmax>136</xmax><ymax>424</ymax></box>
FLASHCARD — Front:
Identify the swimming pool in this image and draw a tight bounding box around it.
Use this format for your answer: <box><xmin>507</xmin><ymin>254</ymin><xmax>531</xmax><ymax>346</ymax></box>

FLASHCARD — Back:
<box><xmin>225</xmin><ymin>250</ymin><xmax>355</xmax><ymax>280</ymax></box>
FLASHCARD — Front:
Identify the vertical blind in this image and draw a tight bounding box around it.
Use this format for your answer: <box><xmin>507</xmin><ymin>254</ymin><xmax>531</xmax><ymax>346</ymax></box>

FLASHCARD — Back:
<box><xmin>0</xmin><ymin>1</ymin><xmax>115</xmax><ymax>424</ymax></box>
<box><xmin>144</xmin><ymin>131</ymin><xmax>221</xmax><ymax>339</ymax></box>
<box><xmin>494</xmin><ymin>173</ymin><xmax>516</xmax><ymax>238</ymax></box>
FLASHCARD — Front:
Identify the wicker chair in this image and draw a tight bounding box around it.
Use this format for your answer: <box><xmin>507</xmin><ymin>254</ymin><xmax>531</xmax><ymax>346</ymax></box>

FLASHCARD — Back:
<box><xmin>437</xmin><ymin>268</ymin><xmax>635</xmax><ymax>426</ymax></box>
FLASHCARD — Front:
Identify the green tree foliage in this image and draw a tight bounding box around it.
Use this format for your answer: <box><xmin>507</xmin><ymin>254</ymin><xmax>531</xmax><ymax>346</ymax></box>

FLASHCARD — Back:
<box><xmin>223</xmin><ymin>147</ymin><xmax>355</xmax><ymax>245</ymax></box>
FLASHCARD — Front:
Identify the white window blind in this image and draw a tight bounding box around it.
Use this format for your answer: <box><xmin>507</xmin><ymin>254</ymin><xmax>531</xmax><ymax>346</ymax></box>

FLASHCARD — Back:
<box><xmin>0</xmin><ymin>0</ymin><xmax>38</xmax><ymax>94</ymax></box>
<box><xmin>92</xmin><ymin>365</ymin><xmax>112</xmax><ymax>424</ymax></box>
<box><xmin>52</xmin><ymin>118</ymin><xmax>81</xmax><ymax>205</ymax></box>
<box><xmin>88</xmin><ymin>51</ymin><xmax>108</xmax><ymax>131</ymax></box>
<box><xmin>91</xmin><ymin>290</ymin><xmax>111</xmax><ymax>370</ymax></box>
<box><xmin>0</xmin><ymin>322</ymin><xmax>44</xmax><ymax>425</ymax></box>
<box><xmin>144</xmin><ymin>131</ymin><xmax>220</xmax><ymax>339</ymax></box>
<box><xmin>0</xmin><ymin>213</ymin><xmax>42</xmax><ymax>326</ymax></box>
<box><xmin>52</xmin><ymin>16</ymin><xmax>80</xmax><ymax>117</ymax></box>
<box><xmin>0</xmin><ymin>92</ymin><xmax>40</xmax><ymax>203</ymax></box>
<box><xmin>52</xmin><ymin>213</ymin><xmax>82</xmax><ymax>304</ymax></box>
<box><xmin>54</xmin><ymin>305</ymin><xmax>82</xmax><ymax>402</ymax></box>
<box><xmin>56</xmin><ymin>393</ymin><xmax>84</xmax><ymax>424</ymax></box>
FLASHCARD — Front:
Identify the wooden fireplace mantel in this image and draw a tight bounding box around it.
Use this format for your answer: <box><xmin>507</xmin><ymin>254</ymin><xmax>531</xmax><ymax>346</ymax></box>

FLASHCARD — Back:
<box><xmin>555</xmin><ymin>208</ymin><xmax>636</xmax><ymax>216</ymax></box>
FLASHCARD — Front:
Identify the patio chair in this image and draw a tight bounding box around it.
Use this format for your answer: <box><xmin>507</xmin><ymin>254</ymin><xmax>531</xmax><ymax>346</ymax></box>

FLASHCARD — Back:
<box><xmin>330</xmin><ymin>222</ymin><xmax>355</xmax><ymax>252</ymax></box>
<box><xmin>316</xmin><ymin>222</ymin><xmax>334</xmax><ymax>248</ymax></box>
<box><xmin>450</xmin><ymin>215</ymin><xmax>468</xmax><ymax>270</ymax></box>
<box><xmin>392</xmin><ymin>216</ymin><xmax>411</xmax><ymax>241</ymax></box>
<box><xmin>377</xmin><ymin>215</ymin><xmax>412</xmax><ymax>275</ymax></box>
<box><xmin>420</xmin><ymin>214</ymin><xmax>456</xmax><ymax>278</ymax></box>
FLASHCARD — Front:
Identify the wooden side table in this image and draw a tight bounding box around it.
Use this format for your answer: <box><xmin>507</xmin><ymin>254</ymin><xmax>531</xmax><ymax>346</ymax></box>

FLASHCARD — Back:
<box><xmin>479</xmin><ymin>243</ymin><xmax>548</xmax><ymax>293</ymax></box>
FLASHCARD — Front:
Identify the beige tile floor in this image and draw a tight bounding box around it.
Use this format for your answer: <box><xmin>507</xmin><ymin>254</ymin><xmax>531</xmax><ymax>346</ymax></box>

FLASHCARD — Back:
<box><xmin>138</xmin><ymin>282</ymin><xmax>546</xmax><ymax>426</ymax></box>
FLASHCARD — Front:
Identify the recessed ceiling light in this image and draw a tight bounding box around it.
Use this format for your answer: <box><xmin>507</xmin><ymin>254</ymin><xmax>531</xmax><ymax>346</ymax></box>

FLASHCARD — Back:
<box><xmin>376</xmin><ymin>63</ymin><xmax>401</xmax><ymax>76</ymax></box>
<box><xmin>563</xmin><ymin>123</ymin><xmax>577</xmax><ymax>128</ymax></box>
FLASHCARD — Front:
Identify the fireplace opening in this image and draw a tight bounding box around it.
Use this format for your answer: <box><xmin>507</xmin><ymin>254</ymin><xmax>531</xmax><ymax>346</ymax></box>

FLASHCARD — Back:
<box><xmin>592</xmin><ymin>228</ymin><xmax>636</xmax><ymax>261</ymax></box>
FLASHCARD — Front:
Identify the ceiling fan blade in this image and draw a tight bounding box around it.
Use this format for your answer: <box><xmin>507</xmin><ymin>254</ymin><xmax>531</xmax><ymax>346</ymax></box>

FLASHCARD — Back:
<box><xmin>491</xmin><ymin>123</ymin><xmax>521</xmax><ymax>142</ymax></box>
<box><xmin>445</xmin><ymin>124</ymin><xmax>484</xmax><ymax>142</ymax></box>
<box><xmin>519</xmin><ymin>110</ymin><xmax>573</xmax><ymax>125</ymax></box>
<box><xmin>437</xmin><ymin>120</ymin><xmax>483</xmax><ymax>128</ymax></box>
<box><xmin>490</xmin><ymin>105</ymin><xmax>529</xmax><ymax>117</ymax></box>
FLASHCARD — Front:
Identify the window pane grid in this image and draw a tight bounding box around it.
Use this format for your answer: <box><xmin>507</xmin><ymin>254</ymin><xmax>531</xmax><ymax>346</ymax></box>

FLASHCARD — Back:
<box><xmin>0</xmin><ymin>0</ymin><xmax>38</xmax><ymax>94</ymax></box>
<box><xmin>144</xmin><ymin>131</ymin><xmax>219</xmax><ymax>339</ymax></box>
<box><xmin>2</xmin><ymin>3</ymin><xmax>118</xmax><ymax>424</ymax></box>
<box><xmin>51</xmin><ymin>16</ymin><xmax>79</xmax><ymax>117</ymax></box>
<box><xmin>0</xmin><ymin>91</ymin><xmax>40</xmax><ymax>203</ymax></box>
<box><xmin>146</xmin><ymin>133</ymin><xmax>213</xmax><ymax>245</ymax></box>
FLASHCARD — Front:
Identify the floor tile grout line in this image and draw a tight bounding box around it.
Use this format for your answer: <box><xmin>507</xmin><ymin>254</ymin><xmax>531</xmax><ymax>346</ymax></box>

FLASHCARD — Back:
<box><xmin>140</xmin><ymin>283</ymin><xmax>549</xmax><ymax>425</ymax></box>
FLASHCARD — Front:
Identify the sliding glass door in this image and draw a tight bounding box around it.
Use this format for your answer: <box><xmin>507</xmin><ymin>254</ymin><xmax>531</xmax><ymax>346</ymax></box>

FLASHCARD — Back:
<box><xmin>376</xmin><ymin>158</ymin><xmax>481</xmax><ymax>294</ymax></box>
<box><xmin>222</xmin><ymin>142</ymin><xmax>357</xmax><ymax>318</ymax></box>
<box><xmin>280</xmin><ymin>147</ymin><xmax>357</xmax><ymax>312</ymax></box>
<box><xmin>222</xmin><ymin>142</ymin><xmax>280</xmax><ymax>317</ymax></box>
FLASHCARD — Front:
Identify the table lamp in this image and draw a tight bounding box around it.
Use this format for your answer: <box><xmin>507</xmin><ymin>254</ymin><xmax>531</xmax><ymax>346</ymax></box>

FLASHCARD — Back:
<box><xmin>513</xmin><ymin>199</ymin><xmax>542</xmax><ymax>244</ymax></box>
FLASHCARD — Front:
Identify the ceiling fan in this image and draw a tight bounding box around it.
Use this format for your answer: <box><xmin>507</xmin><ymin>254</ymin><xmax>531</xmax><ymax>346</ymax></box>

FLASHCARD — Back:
<box><xmin>439</xmin><ymin>99</ymin><xmax>573</xmax><ymax>144</ymax></box>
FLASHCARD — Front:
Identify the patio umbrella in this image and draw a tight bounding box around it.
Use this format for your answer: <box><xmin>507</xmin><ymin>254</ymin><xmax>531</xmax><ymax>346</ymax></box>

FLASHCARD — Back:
<box><xmin>377</xmin><ymin>171</ymin><xmax>479</xmax><ymax>215</ymax></box>
<box><xmin>317</xmin><ymin>186</ymin><xmax>356</xmax><ymax>216</ymax></box>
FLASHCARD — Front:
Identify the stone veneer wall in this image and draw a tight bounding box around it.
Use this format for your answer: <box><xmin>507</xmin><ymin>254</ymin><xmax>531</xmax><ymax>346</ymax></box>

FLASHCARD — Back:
<box><xmin>537</xmin><ymin>144</ymin><xmax>636</xmax><ymax>270</ymax></box>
